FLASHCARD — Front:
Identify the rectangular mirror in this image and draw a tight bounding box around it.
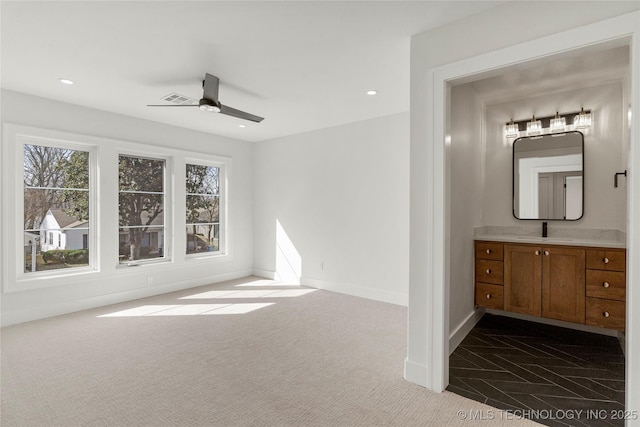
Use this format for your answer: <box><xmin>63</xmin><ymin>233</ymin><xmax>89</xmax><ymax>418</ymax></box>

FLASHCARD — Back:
<box><xmin>513</xmin><ymin>131</ymin><xmax>584</xmax><ymax>220</ymax></box>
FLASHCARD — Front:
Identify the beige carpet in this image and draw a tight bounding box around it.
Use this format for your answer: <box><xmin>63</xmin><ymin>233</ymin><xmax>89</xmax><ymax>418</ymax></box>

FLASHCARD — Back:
<box><xmin>1</xmin><ymin>276</ymin><xmax>538</xmax><ymax>426</ymax></box>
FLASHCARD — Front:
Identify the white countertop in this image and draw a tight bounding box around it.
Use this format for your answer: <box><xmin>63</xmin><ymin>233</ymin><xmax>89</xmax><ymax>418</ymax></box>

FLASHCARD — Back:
<box><xmin>474</xmin><ymin>226</ymin><xmax>626</xmax><ymax>249</ymax></box>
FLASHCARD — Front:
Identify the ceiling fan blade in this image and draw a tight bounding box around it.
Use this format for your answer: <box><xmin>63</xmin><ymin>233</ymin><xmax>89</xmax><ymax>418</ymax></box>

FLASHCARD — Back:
<box><xmin>203</xmin><ymin>73</ymin><xmax>220</xmax><ymax>103</ymax></box>
<box><xmin>220</xmin><ymin>104</ymin><xmax>264</xmax><ymax>123</ymax></box>
<box><xmin>147</xmin><ymin>104</ymin><xmax>199</xmax><ymax>107</ymax></box>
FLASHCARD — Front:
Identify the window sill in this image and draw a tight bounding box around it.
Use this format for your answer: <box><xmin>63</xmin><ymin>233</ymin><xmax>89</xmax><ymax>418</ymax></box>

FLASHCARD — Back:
<box><xmin>186</xmin><ymin>252</ymin><xmax>229</xmax><ymax>263</ymax></box>
<box><xmin>9</xmin><ymin>267</ymin><xmax>99</xmax><ymax>293</ymax></box>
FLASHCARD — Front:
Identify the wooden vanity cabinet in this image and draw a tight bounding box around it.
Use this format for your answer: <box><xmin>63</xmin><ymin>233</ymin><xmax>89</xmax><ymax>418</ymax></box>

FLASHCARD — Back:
<box><xmin>504</xmin><ymin>245</ymin><xmax>542</xmax><ymax>316</ymax></box>
<box><xmin>541</xmin><ymin>246</ymin><xmax>585</xmax><ymax>324</ymax></box>
<box><xmin>475</xmin><ymin>240</ymin><xmax>625</xmax><ymax>331</ymax></box>
<box><xmin>474</xmin><ymin>241</ymin><xmax>504</xmax><ymax>309</ymax></box>
<box><xmin>585</xmin><ymin>248</ymin><xmax>626</xmax><ymax>330</ymax></box>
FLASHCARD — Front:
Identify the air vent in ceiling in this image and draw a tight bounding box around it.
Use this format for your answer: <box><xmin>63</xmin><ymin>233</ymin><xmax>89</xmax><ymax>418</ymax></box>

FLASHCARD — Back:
<box><xmin>161</xmin><ymin>93</ymin><xmax>197</xmax><ymax>105</ymax></box>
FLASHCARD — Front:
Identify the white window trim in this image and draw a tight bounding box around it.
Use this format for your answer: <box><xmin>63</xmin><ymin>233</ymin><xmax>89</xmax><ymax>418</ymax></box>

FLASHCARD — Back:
<box><xmin>2</xmin><ymin>124</ymin><xmax>99</xmax><ymax>292</ymax></box>
<box><xmin>1</xmin><ymin>124</ymin><xmax>234</xmax><ymax>293</ymax></box>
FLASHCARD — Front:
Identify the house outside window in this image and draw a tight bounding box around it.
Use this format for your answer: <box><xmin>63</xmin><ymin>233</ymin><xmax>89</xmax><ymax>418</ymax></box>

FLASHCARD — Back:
<box><xmin>23</xmin><ymin>143</ymin><xmax>91</xmax><ymax>273</ymax></box>
<box><xmin>185</xmin><ymin>162</ymin><xmax>224</xmax><ymax>255</ymax></box>
<box><xmin>118</xmin><ymin>155</ymin><xmax>166</xmax><ymax>264</ymax></box>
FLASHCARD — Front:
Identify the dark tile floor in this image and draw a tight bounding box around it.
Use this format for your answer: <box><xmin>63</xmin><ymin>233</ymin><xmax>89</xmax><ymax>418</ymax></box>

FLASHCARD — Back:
<box><xmin>448</xmin><ymin>314</ymin><xmax>626</xmax><ymax>427</ymax></box>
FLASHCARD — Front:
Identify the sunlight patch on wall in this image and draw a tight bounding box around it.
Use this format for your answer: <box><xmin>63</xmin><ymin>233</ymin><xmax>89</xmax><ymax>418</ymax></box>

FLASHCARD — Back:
<box><xmin>276</xmin><ymin>219</ymin><xmax>302</xmax><ymax>284</ymax></box>
<box><xmin>98</xmin><ymin>303</ymin><xmax>273</xmax><ymax>317</ymax></box>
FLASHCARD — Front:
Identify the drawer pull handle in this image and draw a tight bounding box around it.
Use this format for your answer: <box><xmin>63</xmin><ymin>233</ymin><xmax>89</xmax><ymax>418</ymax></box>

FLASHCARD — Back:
<box><xmin>486</xmin><ymin>294</ymin><xmax>492</xmax><ymax>299</ymax></box>
<box><xmin>486</xmin><ymin>249</ymin><xmax>492</xmax><ymax>254</ymax></box>
<box><xmin>603</xmin><ymin>311</ymin><xmax>610</xmax><ymax>318</ymax></box>
<box><xmin>603</xmin><ymin>257</ymin><xmax>610</xmax><ymax>264</ymax></box>
<box><xmin>535</xmin><ymin>250</ymin><xmax>540</xmax><ymax>256</ymax></box>
<box><xmin>603</xmin><ymin>282</ymin><xmax>610</xmax><ymax>288</ymax></box>
<box><xmin>486</xmin><ymin>269</ymin><xmax>491</xmax><ymax>274</ymax></box>
<box><xmin>544</xmin><ymin>250</ymin><xmax>550</xmax><ymax>256</ymax></box>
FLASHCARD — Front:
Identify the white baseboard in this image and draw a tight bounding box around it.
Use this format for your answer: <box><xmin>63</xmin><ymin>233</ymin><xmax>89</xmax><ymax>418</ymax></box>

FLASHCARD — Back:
<box><xmin>449</xmin><ymin>309</ymin><xmax>485</xmax><ymax>354</ymax></box>
<box><xmin>1</xmin><ymin>269</ymin><xmax>253</xmax><ymax>326</ymax></box>
<box><xmin>618</xmin><ymin>331</ymin><xmax>626</xmax><ymax>356</ymax></box>
<box><xmin>301</xmin><ymin>276</ymin><xmax>408</xmax><ymax>306</ymax></box>
<box><xmin>404</xmin><ymin>358</ymin><xmax>429</xmax><ymax>388</ymax></box>
<box><xmin>252</xmin><ymin>268</ymin><xmax>276</xmax><ymax>280</ymax></box>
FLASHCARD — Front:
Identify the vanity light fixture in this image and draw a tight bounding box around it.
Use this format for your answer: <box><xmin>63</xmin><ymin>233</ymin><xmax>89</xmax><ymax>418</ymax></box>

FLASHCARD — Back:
<box><xmin>574</xmin><ymin>107</ymin><xmax>592</xmax><ymax>129</ymax></box>
<box><xmin>549</xmin><ymin>111</ymin><xmax>566</xmax><ymax>132</ymax></box>
<box><xmin>505</xmin><ymin>108</ymin><xmax>591</xmax><ymax>138</ymax></box>
<box><xmin>526</xmin><ymin>115</ymin><xmax>542</xmax><ymax>136</ymax></box>
<box><xmin>505</xmin><ymin>118</ymin><xmax>519</xmax><ymax>138</ymax></box>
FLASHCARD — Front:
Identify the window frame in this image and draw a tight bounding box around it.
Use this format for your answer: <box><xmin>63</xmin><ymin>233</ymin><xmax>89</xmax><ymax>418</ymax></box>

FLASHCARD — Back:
<box><xmin>1</xmin><ymin>124</ymin><xmax>233</xmax><ymax>294</ymax></box>
<box><xmin>116</xmin><ymin>151</ymin><xmax>173</xmax><ymax>267</ymax></box>
<box><xmin>184</xmin><ymin>157</ymin><xmax>227</xmax><ymax>259</ymax></box>
<box><xmin>12</xmin><ymin>131</ymin><xmax>98</xmax><ymax>284</ymax></box>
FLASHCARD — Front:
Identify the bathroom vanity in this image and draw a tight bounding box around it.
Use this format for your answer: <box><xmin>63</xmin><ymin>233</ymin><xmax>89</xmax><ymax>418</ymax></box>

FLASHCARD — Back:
<box><xmin>474</xmin><ymin>237</ymin><xmax>626</xmax><ymax>331</ymax></box>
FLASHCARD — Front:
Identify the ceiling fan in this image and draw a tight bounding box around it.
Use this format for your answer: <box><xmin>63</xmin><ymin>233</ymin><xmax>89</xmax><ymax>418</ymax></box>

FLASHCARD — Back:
<box><xmin>147</xmin><ymin>73</ymin><xmax>264</xmax><ymax>123</ymax></box>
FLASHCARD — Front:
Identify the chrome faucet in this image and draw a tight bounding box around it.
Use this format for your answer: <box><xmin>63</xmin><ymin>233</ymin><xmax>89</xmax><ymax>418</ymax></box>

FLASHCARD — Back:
<box><xmin>542</xmin><ymin>221</ymin><xmax>548</xmax><ymax>238</ymax></box>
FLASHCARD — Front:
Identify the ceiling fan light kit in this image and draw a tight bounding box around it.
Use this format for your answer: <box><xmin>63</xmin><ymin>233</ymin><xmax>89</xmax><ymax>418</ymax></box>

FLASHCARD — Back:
<box><xmin>147</xmin><ymin>73</ymin><xmax>264</xmax><ymax>123</ymax></box>
<box><xmin>198</xmin><ymin>98</ymin><xmax>221</xmax><ymax>113</ymax></box>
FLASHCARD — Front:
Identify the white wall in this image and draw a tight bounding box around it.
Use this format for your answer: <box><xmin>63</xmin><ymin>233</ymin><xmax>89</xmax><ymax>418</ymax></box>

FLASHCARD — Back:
<box><xmin>448</xmin><ymin>84</ymin><xmax>484</xmax><ymax>344</ymax></box>
<box><xmin>1</xmin><ymin>90</ymin><xmax>254</xmax><ymax>326</ymax></box>
<box><xmin>253</xmin><ymin>113</ymin><xmax>409</xmax><ymax>305</ymax></box>
<box><xmin>484</xmin><ymin>82</ymin><xmax>627</xmax><ymax>231</ymax></box>
<box><xmin>407</xmin><ymin>1</ymin><xmax>640</xmax><ymax>391</ymax></box>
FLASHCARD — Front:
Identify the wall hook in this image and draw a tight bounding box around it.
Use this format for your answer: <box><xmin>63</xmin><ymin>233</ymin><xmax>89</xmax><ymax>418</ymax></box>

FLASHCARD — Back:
<box><xmin>614</xmin><ymin>170</ymin><xmax>627</xmax><ymax>188</ymax></box>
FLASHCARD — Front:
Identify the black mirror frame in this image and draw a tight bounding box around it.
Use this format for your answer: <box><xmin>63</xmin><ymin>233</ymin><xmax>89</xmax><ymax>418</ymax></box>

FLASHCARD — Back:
<box><xmin>512</xmin><ymin>130</ymin><xmax>584</xmax><ymax>221</ymax></box>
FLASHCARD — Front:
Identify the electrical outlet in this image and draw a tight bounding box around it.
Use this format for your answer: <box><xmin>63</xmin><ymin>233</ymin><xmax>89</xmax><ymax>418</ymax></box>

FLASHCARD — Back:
<box><xmin>147</xmin><ymin>276</ymin><xmax>153</xmax><ymax>285</ymax></box>
<box><xmin>321</xmin><ymin>261</ymin><xmax>324</xmax><ymax>271</ymax></box>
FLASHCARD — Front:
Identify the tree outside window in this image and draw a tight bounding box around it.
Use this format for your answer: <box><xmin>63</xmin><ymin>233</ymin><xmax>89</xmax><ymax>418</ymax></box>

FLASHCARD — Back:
<box><xmin>118</xmin><ymin>155</ymin><xmax>165</xmax><ymax>263</ymax></box>
<box><xmin>186</xmin><ymin>164</ymin><xmax>220</xmax><ymax>254</ymax></box>
<box><xmin>23</xmin><ymin>144</ymin><xmax>90</xmax><ymax>273</ymax></box>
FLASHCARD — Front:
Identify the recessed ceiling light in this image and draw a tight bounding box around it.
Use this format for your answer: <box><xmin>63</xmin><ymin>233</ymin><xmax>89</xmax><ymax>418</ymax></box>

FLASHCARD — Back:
<box><xmin>238</xmin><ymin>124</ymin><xmax>246</xmax><ymax>128</ymax></box>
<box><xmin>58</xmin><ymin>78</ymin><xmax>74</xmax><ymax>85</ymax></box>
<box><xmin>366</xmin><ymin>90</ymin><xmax>378</xmax><ymax>96</ymax></box>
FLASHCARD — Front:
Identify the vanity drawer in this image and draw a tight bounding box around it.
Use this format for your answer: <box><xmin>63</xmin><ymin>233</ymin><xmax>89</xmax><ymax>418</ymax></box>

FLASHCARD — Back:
<box><xmin>586</xmin><ymin>270</ymin><xmax>626</xmax><ymax>301</ymax></box>
<box><xmin>475</xmin><ymin>259</ymin><xmax>504</xmax><ymax>285</ymax></box>
<box><xmin>586</xmin><ymin>297</ymin><xmax>625</xmax><ymax>330</ymax></box>
<box><xmin>586</xmin><ymin>249</ymin><xmax>626</xmax><ymax>272</ymax></box>
<box><xmin>475</xmin><ymin>283</ymin><xmax>504</xmax><ymax>309</ymax></box>
<box><xmin>475</xmin><ymin>241</ymin><xmax>503</xmax><ymax>261</ymax></box>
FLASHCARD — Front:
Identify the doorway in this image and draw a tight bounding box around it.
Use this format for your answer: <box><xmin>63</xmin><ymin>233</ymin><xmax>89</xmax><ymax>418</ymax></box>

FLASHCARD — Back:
<box><xmin>405</xmin><ymin>10</ymin><xmax>640</xmax><ymax>415</ymax></box>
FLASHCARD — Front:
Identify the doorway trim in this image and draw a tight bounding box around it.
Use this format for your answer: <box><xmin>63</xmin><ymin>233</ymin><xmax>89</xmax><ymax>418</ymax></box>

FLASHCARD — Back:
<box><xmin>412</xmin><ymin>11</ymin><xmax>640</xmax><ymax>410</ymax></box>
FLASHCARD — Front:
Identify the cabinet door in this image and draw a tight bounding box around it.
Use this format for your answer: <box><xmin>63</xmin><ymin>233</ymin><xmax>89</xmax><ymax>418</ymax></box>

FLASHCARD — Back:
<box><xmin>542</xmin><ymin>247</ymin><xmax>586</xmax><ymax>323</ymax></box>
<box><xmin>504</xmin><ymin>245</ymin><xmax>542</xmax><ymax>316</ymax></box>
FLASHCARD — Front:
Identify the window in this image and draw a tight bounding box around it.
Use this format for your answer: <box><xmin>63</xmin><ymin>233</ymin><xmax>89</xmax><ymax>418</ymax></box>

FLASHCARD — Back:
<box><xmin>23</xmin><ymin>144</ymin><xmax>90</xmax><ymax>273</ymax></box>
<box><xmin>118</xmin><ymin>155</ymin><xmax>166</xmax><ymax>264</ymax></box>
<box><xmin>186</xmin><ymin>163</ymin><xmax>222</xmax><ymax>255</ymax></box>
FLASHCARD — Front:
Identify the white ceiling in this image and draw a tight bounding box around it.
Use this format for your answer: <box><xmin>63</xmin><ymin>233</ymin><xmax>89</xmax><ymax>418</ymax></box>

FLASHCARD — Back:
<box><xmin>1</xmin><ymin>1</ymin><xmax>505</xmax><ymax>142</ymax></box>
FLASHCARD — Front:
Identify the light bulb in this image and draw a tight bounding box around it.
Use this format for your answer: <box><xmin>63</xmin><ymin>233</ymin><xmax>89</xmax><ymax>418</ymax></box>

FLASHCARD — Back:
<box><xmin>549</xmin><ymin>112</ymin><xmax>566</xmax><ymax>132</ymax></box>
<box><xmin>526</xmin><ymin>115</ymin><xmax>542</xmax><ymax>136</ymax></box>
<box><xmin>505</xmin><ymin>119</ymin><xmax>519</xmax><ymax>138</ymax></box>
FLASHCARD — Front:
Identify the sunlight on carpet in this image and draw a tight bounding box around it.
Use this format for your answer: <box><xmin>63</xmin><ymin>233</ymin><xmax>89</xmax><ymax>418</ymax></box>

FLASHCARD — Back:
<box><xmin>98</xmin><ymin>302</ymin><xmax>274</xmax><ymax>317</ymax></box>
